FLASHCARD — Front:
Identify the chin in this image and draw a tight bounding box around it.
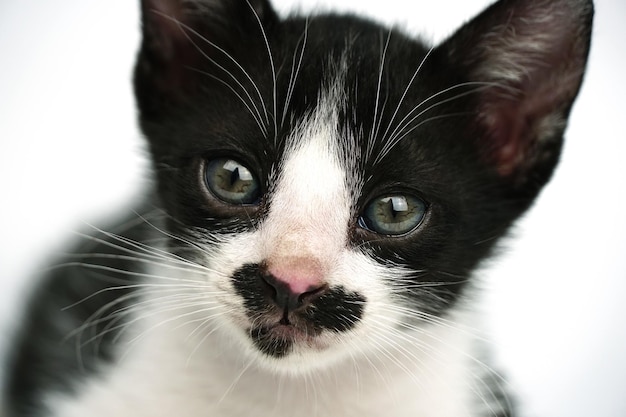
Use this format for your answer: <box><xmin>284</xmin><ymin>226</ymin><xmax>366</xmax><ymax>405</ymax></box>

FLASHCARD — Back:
<box><xmin>226</xmin><ymin>314</ymin><xmax>366</xmax><ymax>376</ymax></box>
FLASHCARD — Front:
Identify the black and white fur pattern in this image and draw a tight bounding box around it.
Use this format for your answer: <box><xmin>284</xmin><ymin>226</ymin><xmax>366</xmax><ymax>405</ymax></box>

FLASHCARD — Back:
<box><xmin>3</xmin><ymin>0</ymin><xmax>593</xmax><ymax>416</ymax></box>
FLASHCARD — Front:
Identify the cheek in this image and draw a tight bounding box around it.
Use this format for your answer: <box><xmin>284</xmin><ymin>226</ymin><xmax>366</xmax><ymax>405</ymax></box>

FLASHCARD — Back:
<box><xmin>198</xmin><ymin>232</ymin><xmax>264</xmax><ymax>287</ymax></box>
<box><xmin>332</xmin><ymin>251</ymin><xmax>409</xmax><ymax>325</ymax></box>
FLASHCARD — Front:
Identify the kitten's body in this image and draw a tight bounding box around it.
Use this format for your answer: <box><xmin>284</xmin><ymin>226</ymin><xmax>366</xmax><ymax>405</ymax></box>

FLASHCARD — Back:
<box><xmin>3</xmin><ymin>1</ymin><xmax>592</xmax><ymax>416</ymax></box>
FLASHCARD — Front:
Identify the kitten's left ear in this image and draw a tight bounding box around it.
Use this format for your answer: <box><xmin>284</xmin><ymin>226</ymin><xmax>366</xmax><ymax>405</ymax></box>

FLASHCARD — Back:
<box><xmin>441</xmin><ymin>0</ymin><xmax>593</xmax><ymax>187</ymax></box>
<box><xmin>135</xmin><ymin>0</ymin><xmax>278</xmax><ymax>116</ymax></box>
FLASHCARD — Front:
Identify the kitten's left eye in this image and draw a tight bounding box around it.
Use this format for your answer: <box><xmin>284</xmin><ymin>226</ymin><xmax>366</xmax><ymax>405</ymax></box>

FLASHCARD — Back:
<box><xmin>359</xmin><ymin>195</ymin><xmax>427</xmax><ymax>236</ymax></box>
<box><xmin>205</xmin><ymin>158</ymin><xmax>261</xmax><ymax>205</ymax></box>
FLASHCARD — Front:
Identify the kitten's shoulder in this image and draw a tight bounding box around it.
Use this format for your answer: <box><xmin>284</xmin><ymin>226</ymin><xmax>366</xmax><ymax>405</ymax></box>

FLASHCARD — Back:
<box><xmin>3</xmin><ymin>201</ymin><xmax>161</xmax><ymax>416</ymax></box>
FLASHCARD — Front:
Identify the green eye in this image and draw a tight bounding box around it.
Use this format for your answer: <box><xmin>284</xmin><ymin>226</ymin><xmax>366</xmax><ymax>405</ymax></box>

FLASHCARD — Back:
<box><xmin>205</xmin><ymin>158</ymin><xmax>261</xmax><ymax>205</ymax></box>
<box><xmin>359</xmin><ymin>195</ymin><xmax>426</xmax><ymax>236</ymax></box>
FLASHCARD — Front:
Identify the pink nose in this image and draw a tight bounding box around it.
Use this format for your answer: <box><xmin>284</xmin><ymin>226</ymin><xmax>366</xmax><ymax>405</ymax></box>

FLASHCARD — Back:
<box><xmin>261</xmin><ymin>258</ymin><xmax>327</xmax><ymax>311</ymax></box>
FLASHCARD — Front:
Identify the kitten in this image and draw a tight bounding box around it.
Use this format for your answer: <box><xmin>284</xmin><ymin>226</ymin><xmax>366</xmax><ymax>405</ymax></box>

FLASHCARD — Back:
<box><xmin>3</xmin><ymin>0</ymin><xmax>593</xmax><ymax>416</ymax></box>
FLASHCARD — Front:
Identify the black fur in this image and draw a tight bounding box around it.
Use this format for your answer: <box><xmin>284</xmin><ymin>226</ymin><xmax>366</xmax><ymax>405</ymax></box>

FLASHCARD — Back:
<box><xmin>3</xmin><ymin>205</ymin><xmax>162</xmax><ymax>416</ymax></box>
<box><xmin>3</xmin><ymin>0</ymin><xmax>593</xmax><ymax>415</ymax></box>
<box><xmin>135</xmin><ymin>0</ymin><xmax>592</xmax><ymax>321</ymax></box>
<box><xmin>233</xmin><ymin>263</ymin><xmax>365</xmax><ymax>357</ymax></box>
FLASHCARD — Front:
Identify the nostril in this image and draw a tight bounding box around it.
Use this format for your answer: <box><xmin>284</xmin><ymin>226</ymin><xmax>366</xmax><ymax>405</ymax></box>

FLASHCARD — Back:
<box><xmin>260</xmin><ymin>271</ymin><xmax>295</xmax><ymax>310</ymax></box>
<box><xmin>260</xmin><ymin>272</ymin><xmax>278</xmax><ymax>301</ymax></box>
<box><xmin>259</xmin><ymin>270</ymin><xmax>327</xmax><ymax>312</ymax></box>
<box><xmin>297</xmin><ymin>284</ymin><xmax>328</xmax><ymax>306</ymax></box>
<box><xmin>260</xmin><ymin>259</ymin><xmax>327</xmax><ymax>312</ymax></box>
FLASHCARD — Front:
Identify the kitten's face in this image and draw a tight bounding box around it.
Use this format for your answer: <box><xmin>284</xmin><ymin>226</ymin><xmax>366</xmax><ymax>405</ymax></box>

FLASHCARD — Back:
<box><xmin>134</xmin><ymin>0</ymin><xmax>592</xmax><ymax>372</ymax></box>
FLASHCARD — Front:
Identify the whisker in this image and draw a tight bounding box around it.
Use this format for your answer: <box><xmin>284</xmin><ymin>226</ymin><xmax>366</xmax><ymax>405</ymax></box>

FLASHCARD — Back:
<box><xmin>75</xmin><ymin>224</ymin><xmax>194</xmax><ymax>267</ymax></box>
<box><xmin>368</xmin><ymin>318</ymin><xmax>511</xmax><ymax>415</ymax></box>
<box><xmin>61</xmin><ymin>281</ymin><xmax>207</xmax><ymax>313</ymax></box>
<box><xmin>378</xmin><ymin>46</ymin><xmax>434</xmax><ymax>147</ymax></box>
<box><xmin>245</xmin><ymin>0</ymin><xmax>277</xmax><ymax>142</ymax></box>
<box><xmin>384</xmin><ymin>81</ymin><xmax>485</xmax><ymax>147</ymax></box>
<box><xmin>366</xmin><ymin>29</ymin><xmax>393</xmax><ymax>162</ymax></box>
<box><xmin>63</xmin><ymin>252</ymin><xmax>209</xmax><ymax>274</ymax></box>
<box><xmin>122</xmin><ymin>302</ymin><xmax>225</xmax><ymax>347</ymax></box>
<box><xmin>48</xmin><ymin>262</ymin><xmax>206</xmax><ymax>286</ymax></box>
<box><xmin>153</xmin><ymin>11</ymin><xmax>269</xmax><ymax>136</ymax></box>
<box><xmin>217</xmin><ymin>359</ymin><xmax>254</xmax><ymax>405</ymax></box>
<box><xmin>377</xmin><ymin>82</ymin><xmax>495</xmax><ymax>163</ymax></box>
<box><xmin>281</xmin><ymin>18</ymin><xmax>309</xmax><ymax>128</ymax></box>
<box><xmin>129</xmin><ymin>210</ymin><xmax>220</xmax><ymax>259</ymax></box>
<box><xmin>69</xmin><ymin>288</ymin><xmax>209</xmax><ymax>343</ymax></box>
<box><xmin>190</xmin><ymin>68</ymin><xmax>268</xmax><ymax>137</ymax></box>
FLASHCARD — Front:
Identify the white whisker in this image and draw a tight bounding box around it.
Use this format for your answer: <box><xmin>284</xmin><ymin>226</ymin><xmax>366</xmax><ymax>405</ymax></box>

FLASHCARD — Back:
<box><xmin>154</xmin><ymin>11</ymin><xmax>269</xmax><ymax>136</ymax></box>
<box><xmin>281</xmin><ymin>18</ymin><xmax>309</xmax><ymax>129</ymax></box>
<box><xmin>245</xmin><ymin>0</ymin><xmax>277</xmax><ymax>142</ymax></box>
<box><xmin>376</xmin><ymin>82</ymin><xmax>495</xmax><ymax>164</ymax></box>
<box><xmin>366</xmin><ymin>29</ymin><xmax>393</xmax><ymax>162</ymax></box>
<box><xmin>377</xmin><ymin>46</ymin><xmax>434</xmax><ymax>148</ymax></box>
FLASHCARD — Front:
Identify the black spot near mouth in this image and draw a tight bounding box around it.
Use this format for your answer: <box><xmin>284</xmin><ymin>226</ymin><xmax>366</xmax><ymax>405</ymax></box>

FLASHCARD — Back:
<box><xmin>250</xmin><ymin>327</ymin><xmax>293</xmax><ymax>358</ymax></box>
<box><xmin>232</xmin><ymin>264</ymin><xmax>272</xmax><ymax>315</ymax></box>
<box><xmin>232</xmin><ymin>263</ymin><xmax>366</xmax><ymax>357</ymax></box>
<box><xmin>304</xmin><ymin>287</ymin><xmax>365</xmax><ymax>332</ymax></box>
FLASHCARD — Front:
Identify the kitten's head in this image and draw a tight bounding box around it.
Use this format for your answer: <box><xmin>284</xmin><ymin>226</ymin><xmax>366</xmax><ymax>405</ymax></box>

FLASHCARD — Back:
<box><xmin>134</xmin><ymin>0</ymin><xmax>592</xmax><ymax>372</ymax></box>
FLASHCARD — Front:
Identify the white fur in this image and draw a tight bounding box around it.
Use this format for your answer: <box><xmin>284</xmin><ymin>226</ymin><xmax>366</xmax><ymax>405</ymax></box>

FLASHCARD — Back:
<box><xmin>43</xmin><ymin>78</ymin><xmax>495</xmax><ymax>417</ymax></box>
<box><xmin>45</xmin><ymin>306</ymin><xmax>485</xmax><ymax>417</ymax></box>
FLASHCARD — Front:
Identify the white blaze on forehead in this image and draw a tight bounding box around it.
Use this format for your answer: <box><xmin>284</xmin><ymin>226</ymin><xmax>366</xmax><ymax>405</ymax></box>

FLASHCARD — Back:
<box><xmin>261</xmin><ymin>87</ymin><xmax>352</xmax><ymax>264</ymax></box>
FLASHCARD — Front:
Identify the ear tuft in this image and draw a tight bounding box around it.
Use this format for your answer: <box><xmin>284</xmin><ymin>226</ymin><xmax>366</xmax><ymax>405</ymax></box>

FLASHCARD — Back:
<box><xmin>443</xmin><ymin>0</ymin><xmax>593</xmax><ymax>184</ymax></box>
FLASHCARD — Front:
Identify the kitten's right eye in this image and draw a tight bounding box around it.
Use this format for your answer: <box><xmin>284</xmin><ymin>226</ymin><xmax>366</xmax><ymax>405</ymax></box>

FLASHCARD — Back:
<box><xmin>359</xmin><ymin>195</ymin><xmax>427</xmax><ymax>236</ymax></box>
<box><xmin>204</xmin><ymin>158</ymin><xmax>261</xmax><ymax>205</ymax></box>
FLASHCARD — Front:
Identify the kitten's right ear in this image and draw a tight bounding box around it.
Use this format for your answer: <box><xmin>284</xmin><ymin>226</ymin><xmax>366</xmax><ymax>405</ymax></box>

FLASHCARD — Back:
<box><xmin>135</xmin><ymin>0</ymin><xmax>277</xmax><ymax>115</ymax></box>
<box><xmin>439</xmin><ymin>0</ymin><xmax>593</xmax><ymax>190</ymax></box>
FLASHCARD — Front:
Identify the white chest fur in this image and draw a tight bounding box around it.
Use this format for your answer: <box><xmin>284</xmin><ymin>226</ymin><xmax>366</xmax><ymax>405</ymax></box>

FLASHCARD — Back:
<box><xmin>44</xmin><ymin>299</ymin><xmax>497</xmax><ymax>417</ymax></box>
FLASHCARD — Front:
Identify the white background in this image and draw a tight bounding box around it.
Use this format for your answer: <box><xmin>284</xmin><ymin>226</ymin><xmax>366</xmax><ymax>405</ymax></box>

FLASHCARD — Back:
<box><xmin>1</xmin><ymin>1</ymin><xmax>625</xmax><ymax>416</ymax></box>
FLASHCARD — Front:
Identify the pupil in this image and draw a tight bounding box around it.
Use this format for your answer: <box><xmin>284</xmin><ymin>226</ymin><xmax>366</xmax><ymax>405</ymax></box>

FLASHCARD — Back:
<box><xmin>383</xmin><ymin>196</ymin><xmax>408</xmax><ymax>221</ymax></box>
<box><xmin>385</xmin><ymin>199</ymin><xmax>399</xmax><ymax>220</ymax></box>
<box><xmin>230</xmin><ymin>167</ymin><xmax>240</xmax><ymax>187</ymax></box>
<box><xmin>205</xmin><ymin>158</ymin><xmax>260</xmax><ymax>205</ymax></box>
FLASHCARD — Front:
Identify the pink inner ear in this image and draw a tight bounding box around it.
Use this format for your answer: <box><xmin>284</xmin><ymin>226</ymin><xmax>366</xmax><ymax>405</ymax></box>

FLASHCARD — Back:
<box><xmin>476</xmin><ymin>29</ymin><xmax>590</xmax><ymax>177</ymax></box>
<box><xmin>451</xmin><ymin>0</ymin><xmax>592</xmax><ymax>179</ymax></box>
<box><xmin>480</xmin><ymin>101</ymin><xmax>524</xmax><ymax>177</ymax></box>
<box><xmin>479</xmin><ymin>63</ymin><xmax>583</xmax><ymax>178</ymax></box>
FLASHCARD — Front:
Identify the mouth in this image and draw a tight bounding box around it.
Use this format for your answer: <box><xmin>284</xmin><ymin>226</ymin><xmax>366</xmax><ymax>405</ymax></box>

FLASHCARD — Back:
<box><xmin>249</xmin><ymin>315</ymin><xmax>324</xmax><ymax>358</ymax></box>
